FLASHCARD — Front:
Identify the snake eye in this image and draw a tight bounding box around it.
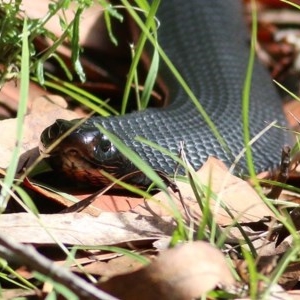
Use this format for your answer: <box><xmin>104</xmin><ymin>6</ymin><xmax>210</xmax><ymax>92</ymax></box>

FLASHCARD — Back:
<box><xmin>100</xmin><ymin>138</ymin><xmax>112</xmax><ymax>153</ymax></box>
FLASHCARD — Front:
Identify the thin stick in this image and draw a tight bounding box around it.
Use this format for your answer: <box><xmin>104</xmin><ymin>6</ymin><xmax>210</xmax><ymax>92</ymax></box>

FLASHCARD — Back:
<box><xmin>0</xmin><ymin>234</ymin><xmax>118</xmax><ymax>300</ymax></box>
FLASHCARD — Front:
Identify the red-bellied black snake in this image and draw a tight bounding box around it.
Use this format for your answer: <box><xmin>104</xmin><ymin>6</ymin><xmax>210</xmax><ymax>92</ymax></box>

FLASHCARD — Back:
<box><xmin>40</xmin><ymin>1</ymin><xmax>291</xmax><ymax>187</ymax></box>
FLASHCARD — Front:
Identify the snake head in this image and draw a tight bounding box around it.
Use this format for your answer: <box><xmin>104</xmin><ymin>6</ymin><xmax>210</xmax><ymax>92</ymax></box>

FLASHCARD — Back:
<box><xmin>40</xmin><ymin>119</ymin><xmax>136</xmax><ymax>186</ymax></box>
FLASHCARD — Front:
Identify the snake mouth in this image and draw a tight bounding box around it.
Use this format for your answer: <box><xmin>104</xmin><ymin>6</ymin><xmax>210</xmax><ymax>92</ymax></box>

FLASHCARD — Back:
<box><xmin>39</xmin><ymin>141</ymin><xmax>51</xmax><ymax>158</ymax></box>
<box><xmin>41</xmin><ymin>141</ymin><xmax>121</xmax><ymax>185</ymax></box>
<box><xmin>39</xmin><ymin>119</ymin><xmax>136</xmax><ymax>185</ymax></box>
<box><xmin>54</xmin><ymin>146</ymin><xmax>118</xmax><ymax>185</ymax></box>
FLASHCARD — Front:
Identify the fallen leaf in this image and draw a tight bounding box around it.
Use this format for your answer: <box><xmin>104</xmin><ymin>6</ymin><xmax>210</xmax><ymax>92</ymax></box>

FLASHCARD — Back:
<box><xmin>0</xmin><ymin>212</ymin><xmax>175</xmax><ymax>245</ymax></box>
<box><xmin>135</xmin><ymin>157</ymin><xmax>274</xmax><ymax>225</ymax></box>
<box><xmin>23</xmin><ymin>178</ymin><xmax>102</xmax><ymax>216</ymax></box>
<box><xmin>287</xmin><ymin>291</ymin><xmax>300</xmax><ymax>300</ymax></box>
<box><xmin>74</xmin><ymin>254</ymin><xmax>148</xmax><ymax>278</ymax></box>
<box><xmin>0</xmin><ymin>95</ymin><xmax>79</xmax><ymax>169</ymax></box>
<box><xmin>0</xmin><ymin>80</ymin><xmax>47</xmax><ymax>118</ymax></box>
<box><xmin>196</xmin><ymin>157</ymin><xmax>274</xmax><ymax>223</ymax></box>
<box><xmin>278</xmin><ymin>261</ymin><xmax>300</xmax><ymax>290</ymax></box>
<box><xmin>89</xmin><ymin>194</ymin><xmax>145</xmax><ymax>212</ymax></box>
<box><xmin>1</xmin><ymin>289</ymin><xmax>38</xmax><ymax>299</ymax></box>
<box><xmin>99</xmin><ymin>241</ymin><xmax>235</xmax><ymax>300</ymax></box>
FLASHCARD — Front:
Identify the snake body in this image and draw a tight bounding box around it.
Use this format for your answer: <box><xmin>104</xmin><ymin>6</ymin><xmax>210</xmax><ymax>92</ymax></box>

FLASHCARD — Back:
<box><xmin>40</xmin><ymin>0</ymin><xmax>290</xmax><ymax>186</ymax></box>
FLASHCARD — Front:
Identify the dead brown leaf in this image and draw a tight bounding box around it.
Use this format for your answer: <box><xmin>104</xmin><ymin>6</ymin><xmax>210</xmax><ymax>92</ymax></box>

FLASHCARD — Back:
<box><xmin>0</xmin><ymin>95</ymin><xmax>79</xmax><ymax>169</ymax></box>
<box><xmin>74</xmin><ymin>254</ymin><xmax>148</xmax><ymax>278</ymax></box>
<box><xmin>135</xmin><ymin>157</ymin><xmax>274</xmax><ymax>225</ymax></box>
<box><xmin>1</xmin><ymin>289</ymin><xmax>38</xmax><ymax>299</ymax></box>
<box><xmin>99</xmin><ymin>241</ymin><xmax>235</xmax><ymax>300</ymax></box>
<box><xmin>0</xmin><ymin>212</ymin><xmax>175</xmax><ymax>245</ymax></box>
<box><xmin>89</xmin><ymin>194</ymin><xmax>145</xmax><ymax>212</ymax></box>
<box><xmin>279</xmin><ymin>261</ymin><xmax>300</xmax><ymax>290</ymax></box>
<box><xmin>23</xmin><ymin>178</ymin><xmax>102</xmax><ymax>216</ymax></box>
<box><xmin>0</xmin><ymin>80</ymin><xmax>47</xmax><ymax>118</ymax></box>
<box><xmin>288</xmin><ymin>291</ymin><xmax>300</xmax><ymax>300</ymax></box>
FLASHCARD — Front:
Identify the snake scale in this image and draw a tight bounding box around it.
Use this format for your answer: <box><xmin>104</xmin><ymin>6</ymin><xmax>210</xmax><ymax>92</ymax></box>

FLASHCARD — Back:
<box><xmin>40</xmin><ymin>0</ymin><xmax>290</xmax><ymax>187</ymax></box>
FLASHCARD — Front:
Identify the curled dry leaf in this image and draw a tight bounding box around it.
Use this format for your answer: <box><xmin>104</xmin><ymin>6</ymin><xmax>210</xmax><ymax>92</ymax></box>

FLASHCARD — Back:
<box><xmin>99</xmin><ymin>241</ymin><xmax>235</xmax><ymax>300</ymax></box>
<box><xmin>0</xmin><ymin>95</ymin><xmax>79</xmax><ymax>169</ymax></box>
<box><xmin>23</xmin><ymin>178</ymin><xmax>102</xmax><ymax>217</ymax></box>
<box><xmin>195</xmin><ymin>157</ymin><xmax>274</xmax><ymax>223</ymax></box>
<box><xmin>135</xmin><ymin>157</ymin><xmax>274</xmax><ymax>225</ymax></box>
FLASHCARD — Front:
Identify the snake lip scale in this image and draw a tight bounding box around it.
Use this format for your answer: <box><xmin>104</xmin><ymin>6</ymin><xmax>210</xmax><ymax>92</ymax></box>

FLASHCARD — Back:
<box><xmin>40</xmin><ymin>1</ymin><xmax>291</xmax><ymax>187</ymax></box>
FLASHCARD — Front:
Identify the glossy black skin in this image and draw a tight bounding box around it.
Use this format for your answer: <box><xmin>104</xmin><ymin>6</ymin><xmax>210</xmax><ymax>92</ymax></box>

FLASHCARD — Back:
<box><xmin>40</xmin><ymin>0</ymin><xmax>290</xmax><ymax>187</ymax></box>
<box><xmin>40</xmin><ymin>119</ymin><xmax>151</xmax><ymax>187</ymax></box>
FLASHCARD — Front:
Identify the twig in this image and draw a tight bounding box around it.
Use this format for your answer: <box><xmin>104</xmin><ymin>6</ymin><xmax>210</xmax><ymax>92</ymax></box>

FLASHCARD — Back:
<box><xmin>267</xmin><ymin>146</ymin><xmax>290</xmax><ymax>199</ymax></box>
<box><xmin>0</xmin><ymin>234</ymin><xmax>118</xmax><ymax>300</ymax></box>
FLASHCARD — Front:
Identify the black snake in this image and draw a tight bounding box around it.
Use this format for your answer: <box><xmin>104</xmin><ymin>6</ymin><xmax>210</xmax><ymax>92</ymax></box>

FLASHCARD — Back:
<box><xmin>40</xmin><ymin>0</ymin><xmax>290</xmax><ymax>187</ymax></box>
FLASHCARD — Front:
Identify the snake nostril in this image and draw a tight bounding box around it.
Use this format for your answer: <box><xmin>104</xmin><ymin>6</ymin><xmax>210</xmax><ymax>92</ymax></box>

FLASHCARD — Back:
<box><xmin>47</xmin><ymin>123</ymin><xmax>61</xmax><ymax>141</ymax></box>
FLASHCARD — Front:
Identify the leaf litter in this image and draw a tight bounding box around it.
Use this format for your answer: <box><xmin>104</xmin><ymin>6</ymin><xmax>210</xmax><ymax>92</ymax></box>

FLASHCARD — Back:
<box><xmin>3</xmin><ymin>0</ymin><xmax>300</xmax><ymax>298</ymax></box>
<box><xmin>1</xmin><ymin>96</ymin><xmax>290</xmax><ymax>298</ymax></box>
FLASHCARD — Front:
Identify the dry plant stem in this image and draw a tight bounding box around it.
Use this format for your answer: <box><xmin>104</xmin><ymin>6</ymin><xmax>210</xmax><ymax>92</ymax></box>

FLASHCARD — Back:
<box><xmin>158</xmin><ymin>171</ymin><xmax>192</xmax><ymax>219</ymax></box>
<box><xmin>276</xmin><ymin>207</ymin><xmax>300</xmax><ymax>246</ymax></box>
<box><xmin>60</xmin><ymin>187</ymin><xmax>109</xmax><ymax>213</ymax></box>
<box><xmin>60</xmin><ymin>170</ymin><xmax>148</xmax><ymax>213</ymax></box>
<box><xmin>0</xmin><ymin>234</ymin><xmax>118</xmax><ymax>300</ymax></box>
<box><xmin>267</xmin><ymin>146</ymin><xmax>290</xmax><ymax>199</ymax></box>
<box><xmin>62</xmin><ymin>170</ymin><xmax>189</xmax><ymax>217</ymax></box>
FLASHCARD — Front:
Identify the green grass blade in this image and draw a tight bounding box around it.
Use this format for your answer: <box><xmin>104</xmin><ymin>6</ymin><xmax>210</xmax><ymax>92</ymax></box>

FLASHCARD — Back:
<box><xmin>103</xmin><ymin>10</ymin><xmax>118</xmax><ymax>46</ymax></box>
<box><xmin>266</xmin><ymin>245</ymin><xmax>299</xmax><ymax>297</ymax></box>
<box><xmin>134</xmin><ymin>0</ymin><xmax>150</xmax><ymax>10</ymax></box>
<box><xmin>135</xmin><ymin>136</ymin><xmax>186</xmax><ymax>166</ymax></box>
<box><xmin>50</xmin><ymin>53</ymin><xmax>73</xmax><ymax>81</ymax></box>
<box><xmin>37</xmin><ymin>79</ymin><xmax>112</xmax><ymax>116</ymax></box>
<box><xmin>280</xmin><ymin>0</ymin><xmax>300</xmax><ymax>9</ymax></box>
<box><xmin>241</xmin><ymin>248</ymin><xmax>259</xmax><ymax>299</ymax></box>
<box><xmin>0</xmin><ymin>18</ymin><xmax>29</xmax><ymax>211</ymax></box>
<box><xmin>33</xmin><ymin>273</ymin><xmax>79</xmax><ymax>300</ymax></box>
<box><xmin>130</xmin><ymin>44</ymin><xmax>142</xmax><ymax>110</ymax></box>
<box><xmin>141</xmin><ymin>43</ymin><xmax>159</xmax><ymax>109</ymax></box>
<box><xmin>42</xmin><ymin>73</ymin><xmax>119</xmax><ymax>115</ymax></box>
<box><xmin>121</xmin><ymin>0</ymin><xmax>160</xmax><ymax>114</ymax></box>
<box><xmin>98</xmin><ymin>0</ymin><xmax>124</xmax><ymax>46</ymax></box>
<box><xmin>120</xmin><ymin>0</ymin><xmax>229</xmax><ymax>154</ymax></box>
<box><xmin>274</xmin><ymin>79</ymin><xmax>300</xmax><ymax>101</ymax></box>
<box><xmin>14</xmin><ymin>186</ymin><xmax>39</xmax><ymax>215</ymax></box>
<box><xmin>71</xmin><ymin>7</ymin><xmax>86</xmax><ymax>82</ymax></box>
<box><xmin>0</xmin><ymin>259</ymin><xmax>36</xmax><ymax>290</ymax></box>
<box><xmin>35</xmin><ymin>22</ymin><xmax>73</xmax><ymax>84</ymax></box>
<box><xmin>96</xmin><ymin>125</ymin><xmax>167</xmax><ymax>191</ymax></box>
<box><xmin>74</xmin><ymin>245</ymin><xmax>150</xmax><ymax>265</ymax></box>
<box><xmin>98</xmin><ymin>170</ymin><xmax>185</xmax><ymax>221</ymax></box>
<box><xmin>242</xmin><ymin>0</ymin><xmax>257</xmax><ymax>178</ymax></box>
